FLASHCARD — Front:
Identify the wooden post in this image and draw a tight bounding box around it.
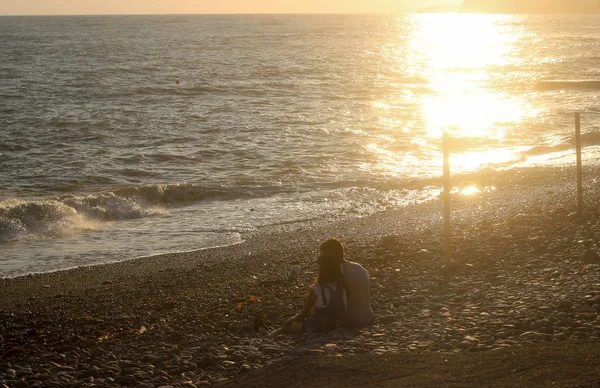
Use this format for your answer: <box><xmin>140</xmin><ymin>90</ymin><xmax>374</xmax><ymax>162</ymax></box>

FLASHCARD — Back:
<box><xmin>443</xmin><ymin>132</ymin><xmax>452</xmax><ymax>266</ymax></box>
<box><xmin>575</xmin><ymin>113</ymin><xmax>583</xmax><ymax>215</ymax></box>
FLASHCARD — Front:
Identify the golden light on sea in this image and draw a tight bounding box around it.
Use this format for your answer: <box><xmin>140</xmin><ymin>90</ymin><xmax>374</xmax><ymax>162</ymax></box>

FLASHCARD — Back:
<box><xmin>415</xmin><ymin>14</ymin><xmax>531</xmax><ymax>172</ymax></box>
<box><xmin>372</xmin><ymin>14</ymin><xmax>542</xmax><ymax>176</ymax></box>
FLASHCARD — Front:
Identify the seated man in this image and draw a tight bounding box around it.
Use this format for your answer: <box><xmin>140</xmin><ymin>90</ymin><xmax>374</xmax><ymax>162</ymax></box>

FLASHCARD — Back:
<box><xmin>320</xmin><ymin>238</ymin><xmax>374</xmax><ymax>328</ymax></box>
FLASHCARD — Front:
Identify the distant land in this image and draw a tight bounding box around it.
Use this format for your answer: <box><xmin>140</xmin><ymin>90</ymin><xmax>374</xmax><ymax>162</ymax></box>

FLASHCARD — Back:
<box><xmin>417</xmin><ymin>5</ymin><xmax>460</xmax><ymax>13</ymax></box>
<box><xmin>461</xmin><ymin>0</ymin><xmax>600</xmax><ymax>14</ymax></box>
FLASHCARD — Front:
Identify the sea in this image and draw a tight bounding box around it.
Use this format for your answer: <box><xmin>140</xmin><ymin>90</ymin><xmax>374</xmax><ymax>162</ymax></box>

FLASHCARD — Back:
<box><xmin>1</xmin><ymin>14</ymin><xmax>600</xmax><ymax>278</ymax></box>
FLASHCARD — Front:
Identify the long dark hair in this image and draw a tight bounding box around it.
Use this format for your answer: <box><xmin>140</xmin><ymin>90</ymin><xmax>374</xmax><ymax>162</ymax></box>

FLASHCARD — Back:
<box><xmin>315</xmin><ymin>253</ymin><xmax>348</xmax><ymax>294</ymax></box>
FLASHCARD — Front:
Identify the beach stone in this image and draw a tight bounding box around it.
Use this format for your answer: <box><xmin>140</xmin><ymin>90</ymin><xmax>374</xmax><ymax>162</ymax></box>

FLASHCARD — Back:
<box><xmin>229</xmin><ymin>352</ymin><xmax>244</xmax><ymax>362</ymax></box>
<box><xmin>533</xmin><ymin>319</ymin><xmax>554</xmax><ymax>333</ymax></box>
<box><xmin>584</xmin><ymin>296</ymin><xmax>600</xmax><ymax>306</ymax></box>
<box><xmin>86</xmin><ymin>366</ymin><xmax>101</xmax><ymax>378</ymax></box>
<box><xmin>297</xmin><ymin>348</ymin><xmax>325</xmax><ymax>356</ymax></box>
<box><xmin>437</xmin><ymin>343</ymin><xmax>454</xmax><ymax>351</ymax></box>
<box><xmin>33</xmin><ymin>373</ymin><xmax>53</xmax><ymax>382</ymax></box>
<box><xmin>538</xmin><ymin>306</ymin><xmax>553</xmax><ymax>313</ymax></box>
<box><xmin>245</xmin><ymin>353</ymin><xmax>263</xmax><ymax>363</ymax></box>
<box><xmin>379</xmin><ymin>315</ymin><xmax>398</xmax><ymax>324</ymax></box>
<box><xmin>557</xmin><ymin>299</ymin><xmax>574</xmax><ymax>310</ymax></box>
<box><xmin>261</xmin><ymin>347</ymin><xmax>280</xmax><ymax>356</ymax></box>
<box><xmin>16</xmin><ymin>369</ymin><xmax>32</xmax><ymax>378</ymax></box>
<box><xmin>519</xmin><ymin>331</ymin><xmax>548</xmax><ymax>341</ymax></box>
<box><xmin>195</xmin><ymin>356</ymin><xmax>215</xmax><ymax>369</ymax></box>
<box><xmin>122</xmin><ymin>367</ymin><xmax>141</xmax><ymax>376</ymax></box>
<box><xmin>581</xmin><ymin>249</ymin><xmax>599</xmax><ymax>263</ymax></box>
<box><xmin>115</xmin><ymin>374</ymin><xmax>135</xmax><ymax>385</ymax></box>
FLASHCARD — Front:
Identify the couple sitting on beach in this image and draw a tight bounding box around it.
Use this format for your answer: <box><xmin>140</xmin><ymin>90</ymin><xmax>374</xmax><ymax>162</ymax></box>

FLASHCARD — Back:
<box><xmin>273</xmin><ymin>238</ymin><xmax>374</xmax><ymax>335</ymax></box>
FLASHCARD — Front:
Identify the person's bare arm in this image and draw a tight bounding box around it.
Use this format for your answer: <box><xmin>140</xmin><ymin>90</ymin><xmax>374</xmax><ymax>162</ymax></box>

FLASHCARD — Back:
<box><xmin>282</xmin><ymin>288</ymin><xmax>317</xmax><ymax>327</ymax></box>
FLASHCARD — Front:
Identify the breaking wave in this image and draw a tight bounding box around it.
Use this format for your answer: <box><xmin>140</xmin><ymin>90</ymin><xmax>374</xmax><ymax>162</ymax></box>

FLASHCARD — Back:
<box><xmin>0</xmin><ymin>183</ymin><xmax>242</xmax><ymax>243</ymax></box>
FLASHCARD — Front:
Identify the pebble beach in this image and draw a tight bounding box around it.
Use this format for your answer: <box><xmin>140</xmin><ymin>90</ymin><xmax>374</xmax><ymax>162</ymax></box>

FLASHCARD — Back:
<box><xmin>1</xmin><ymin>166</ymin><xmax>600</xmax><ymax>387</ymax></box>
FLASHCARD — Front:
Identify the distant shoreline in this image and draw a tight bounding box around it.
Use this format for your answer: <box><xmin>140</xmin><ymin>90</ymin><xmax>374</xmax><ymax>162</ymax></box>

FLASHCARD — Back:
<box><xmin>460</xmin><ymin>0</ymin><xmax>600</xmax><ymax>14</ymax></box>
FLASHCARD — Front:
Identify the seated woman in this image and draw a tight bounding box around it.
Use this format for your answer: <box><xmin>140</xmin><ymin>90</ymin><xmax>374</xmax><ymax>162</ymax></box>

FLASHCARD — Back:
<box><xmin>320</xmin><ymin>238</ymin><xmax>374</xmax><ymax>328</ymax></box>
<box><xmin>271</xmin><ymin>252</ymin><xmax>347</xmax><ymax>335</ymax></box>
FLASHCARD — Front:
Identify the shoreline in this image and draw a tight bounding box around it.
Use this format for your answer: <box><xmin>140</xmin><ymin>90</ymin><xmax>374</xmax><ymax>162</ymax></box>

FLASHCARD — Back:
<box><xmin>3</xmin><ymin>161</ymin><xmax>599</xmax><ymax>280</ymax></box>
<box><xmin>1</xmin><ymin>165</ymin><xmax>600</xmax><ymax>386</ymax></box>
<box><xmin>0</xmin><ymin>239</ymin><xmax>248</xmax><ymax>281</ymax></box>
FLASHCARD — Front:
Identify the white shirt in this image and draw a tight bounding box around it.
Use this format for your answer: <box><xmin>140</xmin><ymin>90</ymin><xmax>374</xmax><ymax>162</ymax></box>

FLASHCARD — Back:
<box><xmin>341</xmin><ymin>261</ymin><xmax>374</xmax><ymax>327</ymax></box>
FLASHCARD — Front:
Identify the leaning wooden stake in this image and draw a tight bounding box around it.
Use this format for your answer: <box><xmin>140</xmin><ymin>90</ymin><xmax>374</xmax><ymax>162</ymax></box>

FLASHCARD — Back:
<box><xmin>575</xmin><ymin>113</ymin><xmax>583</xmax><ymax>215</ymax></box>
<box><xmin>443</xmin><ymin>132</ymin><xmax>452</xmax><ymax>266</ymax></box>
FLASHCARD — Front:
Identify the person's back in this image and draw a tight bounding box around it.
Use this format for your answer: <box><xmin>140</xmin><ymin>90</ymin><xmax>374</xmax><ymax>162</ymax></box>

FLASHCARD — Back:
<box><xmin>341</xmin><ymin>261</ymin><xmax>373</xmax><ymax>327</ymax></box>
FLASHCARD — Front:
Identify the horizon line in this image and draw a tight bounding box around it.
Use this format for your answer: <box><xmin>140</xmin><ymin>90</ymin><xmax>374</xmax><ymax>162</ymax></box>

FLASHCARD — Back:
<box><xmin>1</xmin><ymin>12</ymin><xmax>414</xmax><ymax>17</ymax></box>
<box><xmin>1</xmin><ymin>11</ymin><xmax>598</xmax><ymax>17</ymax></box>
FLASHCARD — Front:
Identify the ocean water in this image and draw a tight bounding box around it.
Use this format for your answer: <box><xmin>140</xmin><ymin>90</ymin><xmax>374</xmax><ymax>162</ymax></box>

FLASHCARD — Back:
<box><xmin>1</xmin><ymin>14</ymin><xmax>600</xmax><ymax>278</ymax></box>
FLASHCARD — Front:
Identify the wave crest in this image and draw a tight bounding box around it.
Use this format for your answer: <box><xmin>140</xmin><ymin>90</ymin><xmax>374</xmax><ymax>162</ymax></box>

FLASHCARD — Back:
<box><xmin>0</xmin><ymin>200</ymin><xmax>92</xmax><ymax>243</ymax></box>
<box><xmin>0</xmin><ymin>182</ymin><xmax>228</xmax><ymax>243</ymax></box>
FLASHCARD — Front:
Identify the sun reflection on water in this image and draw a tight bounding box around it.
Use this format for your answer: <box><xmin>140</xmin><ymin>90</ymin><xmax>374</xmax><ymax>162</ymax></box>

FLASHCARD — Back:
<box><xmin>415</xmin><ymin>14</ymin><xmax>531</xmax><ymax>172</ymax></box>
<box><xmin>459</xmin><ymin>185</ymin><xmax>480</xmax><ymax>195</ymax></box>
<box><xmin>371</xmin><ymin>14</ymin><xmax>543</xmax><ymax>175</ymax></box>
<box><xmin>416</xmin><ymin>15</ymin><xmax>523</xmax><ymax>139</ymax></box>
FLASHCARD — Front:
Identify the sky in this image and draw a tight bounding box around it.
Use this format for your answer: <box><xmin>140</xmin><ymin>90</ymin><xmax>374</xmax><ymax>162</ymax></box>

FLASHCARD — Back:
<box><xmin>0</xmin><ymin>0</ymin><xmax>461</xmax><ymax>15</ymax></box>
